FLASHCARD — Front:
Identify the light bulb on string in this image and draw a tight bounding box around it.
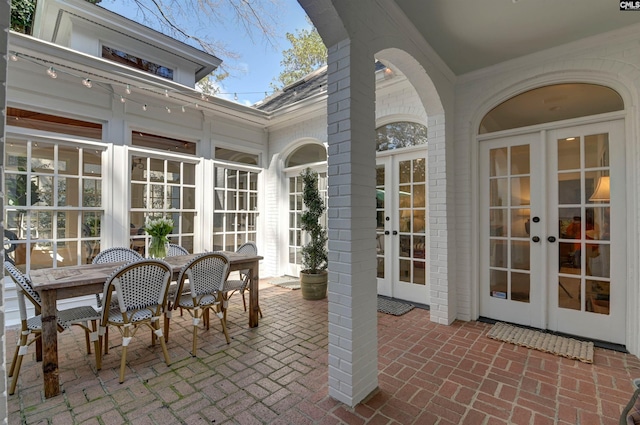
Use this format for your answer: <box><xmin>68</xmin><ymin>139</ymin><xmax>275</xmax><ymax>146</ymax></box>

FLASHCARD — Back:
<box><xmin>120</xmin><ymin>96</ymin><xmax>126</xmax><ymax>103</ymax></box>
<box><xmin>166</xmin><ymin>106</ymin><xmax>171</xmax><ymax>113</ymax></box>
<box><xmin>164</xmin><ymin>90</ymin><xmax>169</xmax><ymax>97</ymax></box>
<box><xmin>181</xmin><ymin>106</ymin><xmax>186</xmax><ymax>113</ymax></box>
<box><xmin>234</xmin><ymin>93</ymin><xmax>238</xmax><ymax>101</ymax></box>
<box><xmin>10</xmin><ymin>53</ymin><xmax>18</xmax><ymax>62</ymax></box>
<box><xmin>82</xmin><ymin>78</ymin><xmax>92</xmax><ymax>88</ymax></box>
<box><xmin>125</xmin><ymin>84</ymin><xmax>131</xmax><ymax>94</ymax></box>
<box><xmin>47</xmin><ymin>67</ymin><xmax>57</xmax><ymax>79</ymax></box>
<box><xmin>142</xmin><ymin>104</ymin><xmax>147</xmax><ymax>111</ymax></box>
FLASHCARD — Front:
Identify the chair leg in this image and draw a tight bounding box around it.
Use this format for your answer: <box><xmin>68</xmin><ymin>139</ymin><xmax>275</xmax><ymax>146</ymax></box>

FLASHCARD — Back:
<box><xmin>90</xmin><ymin>321</ymin><xmax>100</xmax><ymax>365</ymax></box>
<box><xmin>35</xmin><ymin>337</ymin><xmax>42</xmax><ymax>362</ymax></box>
<box><xmin>155</xmin><ymin>321</ymin><xmax>171</xmax><ymax>366</ymax></box>
<box><xmin>218</xmin><ymin>309</ymin><xmax>230</xmax><ymax>344</ymax></box>
<box><xmin>9</xmin><ymin>331</ymin><xmax>32</xmax><ymax>395</ymax></box>
<box><xmin>8</xmin><ymin>339</ymin><xmax>21</xmax><ymax>378</ymax></box>
<box><xmin>83</xmin><ymin>322</ymin><xmax>92</xmax><ymax>354</ymax></box>
<box><xmin>192</xmin><ymin>309</ymin><xmax>200</xmax><ymax>356</ymax></box>
<box><xmin>104</xmin><ymin>327</ymin><xmax>109</xmax><ymax>355</ymax></box>
<box><xmin>164</xmin><ymin>311</ymin><xmax>171</xmax><ymax>343</ymax></box>
<box><xmin>241</xmin><ymin>291</ymin><xmax>247</xmax><ymax>312</ymax></box>
<box><xmin>119</xmin><ymin>326</ymin><xmax>129</xmax><ymax>383</ymax></box>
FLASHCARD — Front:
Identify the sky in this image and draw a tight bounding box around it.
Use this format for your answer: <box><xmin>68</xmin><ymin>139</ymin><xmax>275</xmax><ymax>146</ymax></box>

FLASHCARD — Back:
<box><xmin>99</xmin><ymin>0</ymin><xmax>311</xmax><ymax>106</ymax></box>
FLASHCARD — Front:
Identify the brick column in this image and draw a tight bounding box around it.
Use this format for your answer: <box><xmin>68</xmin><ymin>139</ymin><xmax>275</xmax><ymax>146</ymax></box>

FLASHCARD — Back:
<box><xmin>1</xmin><ymin>0</ymin><xmax>10</xmax><ymax>419</ymax></box>
<box><xmin>326</xmin><ymin>38</ymin><xmax>378</xmax><ymax>406</ymax></box>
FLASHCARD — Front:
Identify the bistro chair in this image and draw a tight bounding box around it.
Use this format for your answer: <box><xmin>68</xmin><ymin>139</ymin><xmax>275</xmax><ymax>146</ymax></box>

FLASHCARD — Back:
<box><xmin>166</xmin><ymin>252</ymin><xmax>230</xmax><ymax>355</ymax></box>
<box><xmin>98</xmin><ymin>258</ymin><xmax>172</xmax><ymax>383</ymax></box>
<box><xmin>221</xmin><ymin>241</ymin><xmax>261</xmax><ymax>321</ymax></box>
<box><xmin>4</xmin><ymin>261</ymin><xmax>101</xmax><ymax>395</ymax></box>
<box><xmin>167</xmin><ymin>243</ymin><xmax>189</xmax><ymax>257</ymax></box>
<box><xmin>92</xmin><ymin>247</ymin><xmax>143</xmax><ymax>353</ymax></box>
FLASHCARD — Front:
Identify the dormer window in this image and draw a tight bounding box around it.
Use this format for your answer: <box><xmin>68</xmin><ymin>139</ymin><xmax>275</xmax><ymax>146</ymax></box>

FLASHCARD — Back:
<box><xmin>102</xmin><ymin>46</ymin><xmax>174</xmax><ymax>80</ymax></box>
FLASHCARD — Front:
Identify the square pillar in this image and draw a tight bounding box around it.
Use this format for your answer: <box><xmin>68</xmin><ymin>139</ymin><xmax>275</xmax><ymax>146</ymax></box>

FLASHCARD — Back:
<box><xmin>326</xmin><ymin>38</ymin><xmax>378</xmax><ymax>407</ymax></box>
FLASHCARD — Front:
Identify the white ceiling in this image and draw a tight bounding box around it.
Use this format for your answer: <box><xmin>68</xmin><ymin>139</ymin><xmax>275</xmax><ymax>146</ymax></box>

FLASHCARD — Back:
<box><xmin>394</xmin><ymin>0</ymin><xmax>640</xmax><ymax>75</ymax></box>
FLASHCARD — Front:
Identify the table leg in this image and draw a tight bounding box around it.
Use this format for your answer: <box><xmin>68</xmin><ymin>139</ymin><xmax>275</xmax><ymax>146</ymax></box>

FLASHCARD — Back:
<box><xmin>249</xmin><ymin>260</ymin><xmax>259</xmax><ymax>328</ymax></box>
<box><xmin>40</xmin><ymin>290</ymin><xmax>60</xmax><ymax>398</ymax></box>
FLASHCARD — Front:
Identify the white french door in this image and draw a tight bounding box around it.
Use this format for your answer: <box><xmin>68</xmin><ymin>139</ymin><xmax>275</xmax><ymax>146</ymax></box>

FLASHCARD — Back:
<box><xmin>479</xmin><ymin>120</ymin><xmax>626</xmax><ymax>344</ymax></box>
<box><xmin>376</xmin><ymin>151</ymin><xmax>429</xmax><ymax>304</ymax></box>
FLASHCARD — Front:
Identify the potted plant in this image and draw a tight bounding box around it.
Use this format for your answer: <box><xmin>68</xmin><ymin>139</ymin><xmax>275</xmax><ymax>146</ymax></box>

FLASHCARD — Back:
<box><xmin>299</xmin><ymin>168</ymin><xmax>328</xmax><ymax>300</ymax></box>
<box><xmin>144</xmin><ymin>216</ymin><xmax>174</xmax><ymax>259</ymax></box>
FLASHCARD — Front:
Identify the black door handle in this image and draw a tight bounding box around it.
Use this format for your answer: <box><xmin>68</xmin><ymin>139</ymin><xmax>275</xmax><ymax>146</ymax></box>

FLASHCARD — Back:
<box><xmin>392</xmin><ymin>231</ymin><xmax>398</xmax><ymax>235</ymax></box>
<box><xmin>384</xmin><ymin>231</ymin><xmax>390</xmax><ymax>235</ymax></box>
<box><xmin>548</xmin><ymin>236</ymin><xmax>556</xmax><ymax>243</ymax></box>
<box><xmin>532</xmin><ymin>236</ymin><xmax>540</xmax><ymax>243</ymax></box>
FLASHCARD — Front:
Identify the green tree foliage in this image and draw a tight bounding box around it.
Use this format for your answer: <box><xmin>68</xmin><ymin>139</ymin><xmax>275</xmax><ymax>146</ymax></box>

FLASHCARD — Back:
<box><xmin>271</xmin><ymin>17</ymin><xmax>327</xmax><ymax>90</ymax></box>
<box><xmin>10</xmin><ymin>0</ymin><xmax>36</xmax><ymax>33</ymax></box>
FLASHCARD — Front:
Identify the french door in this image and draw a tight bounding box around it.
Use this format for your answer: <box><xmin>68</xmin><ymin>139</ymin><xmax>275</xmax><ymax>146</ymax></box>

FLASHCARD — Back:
<box><xmin>479</xmin><ymin>120</ymin><xmax>626</xmax><ymax>344</ymax></box>
<box><xmin>376</xmin><ymin>151</ymin><xmax>428</xmax><ymax>304</ymax></box>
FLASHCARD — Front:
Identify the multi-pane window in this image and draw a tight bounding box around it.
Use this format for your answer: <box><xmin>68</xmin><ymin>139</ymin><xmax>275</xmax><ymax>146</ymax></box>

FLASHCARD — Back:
<box><xmin>130</xmin><ymin>155</ymin><xmax>197</xmax><ymax>254</ymax></box>
<box><xmin>102</xmin><ymin>46</ymin><xmax>174</xmax><ymax>80</ymax></box>
<box><xmin>4</xmin><ymin>137</ymin><xmax>103</xmax><ymax>270</ymax></box>
<box><xmin>213</xmin><ymin>167</ymin><xmax>259</xmax><ymax>251</ymax></box>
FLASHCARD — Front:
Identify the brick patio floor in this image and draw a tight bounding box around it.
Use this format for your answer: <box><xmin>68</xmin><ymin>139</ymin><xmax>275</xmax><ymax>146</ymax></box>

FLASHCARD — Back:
<box><xmin>7</xmin><ymin>281</ymin><xmax>640</xmax><ymax>424</ymax></box>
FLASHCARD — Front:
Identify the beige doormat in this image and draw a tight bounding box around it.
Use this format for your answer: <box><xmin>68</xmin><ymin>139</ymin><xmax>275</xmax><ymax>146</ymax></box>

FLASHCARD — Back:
<box><xmin>267</xmin><ymin>276</ymin><xmax>300</xmax><ymax>290</ymax></box>
<box><xmin>487</xmin><ymin>322</ymin><xmax>594</xmax><ymax>364</ymax></box>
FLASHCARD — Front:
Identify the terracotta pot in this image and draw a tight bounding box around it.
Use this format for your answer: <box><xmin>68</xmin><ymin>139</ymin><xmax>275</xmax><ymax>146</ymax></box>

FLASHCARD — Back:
<box><xmin>300</xmin><ymin>270</ymin><xmax>328</xmax><ymax>300</ymax></box>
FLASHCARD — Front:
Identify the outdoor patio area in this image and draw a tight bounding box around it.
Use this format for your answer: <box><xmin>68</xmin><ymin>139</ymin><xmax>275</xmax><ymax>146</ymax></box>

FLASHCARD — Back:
<box><xmin>7</xmin><ymin>281</ymin><xmax>640</xmax><ymax>425</ymax></box>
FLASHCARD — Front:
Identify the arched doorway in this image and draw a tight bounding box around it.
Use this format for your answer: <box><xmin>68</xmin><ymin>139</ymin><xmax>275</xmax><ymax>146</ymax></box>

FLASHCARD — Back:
<box><xmin>478</xmin><ymin>83</ymin><xmax>626</xmax><ymax>344</ymax></box>
<box><xmin>283</xmin><ymin>142</ymin><xmax>328</xmax><ymax>276</ymax></box>
<box><xmin>375</xmin><ymin>121</ymin><xmax>429</xmax><ymax>304</ymax></box>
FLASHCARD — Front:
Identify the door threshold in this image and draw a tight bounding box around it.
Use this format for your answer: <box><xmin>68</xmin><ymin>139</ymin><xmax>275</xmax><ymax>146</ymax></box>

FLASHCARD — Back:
<box><xmin>478</xmin><ymin>316</ymin><xmax>627</xmax><ymax>353</ymax></box>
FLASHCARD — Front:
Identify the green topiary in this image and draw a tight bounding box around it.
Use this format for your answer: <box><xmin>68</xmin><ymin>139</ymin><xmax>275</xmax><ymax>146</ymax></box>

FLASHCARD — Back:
<box><xmin>300</xmin><ymin>168</ymin><xmax>328</xmax><ymax>274</ymax></box>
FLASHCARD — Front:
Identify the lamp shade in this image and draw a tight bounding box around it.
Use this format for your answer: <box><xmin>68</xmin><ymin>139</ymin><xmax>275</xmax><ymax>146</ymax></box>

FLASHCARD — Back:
<box><xmin>589</xmin><ymin>176</ymin><xmax>610</xmax><ymax>201</ymax></box>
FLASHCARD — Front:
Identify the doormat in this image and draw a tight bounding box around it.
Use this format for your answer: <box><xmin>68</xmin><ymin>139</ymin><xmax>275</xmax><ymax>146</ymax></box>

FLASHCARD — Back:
<box><xmin>487</xmin><ymin>322</ymin><xmax>594</xmax><ymax>364</ymax></box>
<box><xmin>377</xmin><ymin>296</ymin><xmax>415</xmax><ymax>316</ymax></box>
<box><xmin>267</xmin><ymin>276</ymin><xmax>300</xmax><ymax>290</ymax></box>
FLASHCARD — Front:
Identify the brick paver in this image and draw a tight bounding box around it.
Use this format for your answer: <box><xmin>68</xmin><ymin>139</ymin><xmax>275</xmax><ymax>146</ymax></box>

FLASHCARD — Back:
<box><xmin>7</xmin><ymin>281</ymin><xmax>640</xmax><ymax>424</ymax></box>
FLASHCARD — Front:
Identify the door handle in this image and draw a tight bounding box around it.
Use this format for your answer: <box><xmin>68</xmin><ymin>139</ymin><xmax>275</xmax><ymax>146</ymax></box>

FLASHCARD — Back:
<box><xmin>532</xmin><ymin>236</ymin><xmax>540</xmax><ymax>243</ymax></box>
<box><xmin>392</xmin><ymin>231</ymin><xmax>398</xmax><ymax>235</ymax></box>
<box><xmin>384</xmin><ymin>231</ymin><xmax>390</xmax><ymax>235</ymax></box>
<box><xmin>547</xmin><ymin>236</ymin><xmax>556</xmax><ymax>243</ymax></box>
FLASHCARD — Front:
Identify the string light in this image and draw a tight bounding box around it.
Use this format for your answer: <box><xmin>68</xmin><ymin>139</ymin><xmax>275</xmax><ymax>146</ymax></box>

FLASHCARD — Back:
<box><xmin>143</xmin><ymin>104</ymin><xmax>147</xmax><ymax>111</ymax></box>
<box><xmin>120</xmin><ymin>96</ymin><xmax>126</xmax><ymax>103</ymax></box>
<box><xmin>47</xmin><ymin>66</ymin><xmax>57</xmax><ymax>79</ymax></box>
<box><xmin>166</xmin><ymin>106</ymin><xmax>171</xmax><ymax>113</ymax></box>
<box><xmin>164</xmin><ymin>90</ymin><xmax>169</xmax><ymax>97</ymax></box>
<box><xmin>181</xmin><ymin>106</ymin><xmax>186</xmax><ymax>113</ymax></box>
<box><xmin>125</xmin><ymin>84</ymin><xmax>131</xmax><ymax>94</ymax></box>
<box><xmin>10</xmin><ymin>53</ymin><xmax>18</xmax><ymax>61</ymax></box>
<box><xmin>82</xmin><ymin>78</ymin><xmax>92</xmax><ymax>88</ymax></box>
<box><xmin>234</xmin><ymin>93</ymin><xmax>238</xmax><ymax>101</ymax></box>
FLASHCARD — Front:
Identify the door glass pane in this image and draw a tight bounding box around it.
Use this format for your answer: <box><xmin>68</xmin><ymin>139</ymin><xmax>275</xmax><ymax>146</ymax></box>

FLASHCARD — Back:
<box><xmin>490</xmin><ymin>179</ymin><xmax>508</xmax><ymax>206</ymax></box>
<box><xmin>585</xmin><ymin>134</ymin><xmax>609</xmax><ymax>169</ymax></box>
<box><xmin>586</xmin><ymin>280</ymin><xmax>610</xmax><ymax>315</ymax></box>
<box><xmin>557</xmin><ymin>137</ymin><xmax>580</xmax><ymax>170</ymax></box>
<box><xmin>511</xmin><ymin>272</ymin><xmax>530</xmax><ymax>303</ymax></box>
<box><xmin>490</xmin><ymin>148</ymin><xmax>507</xmax><ymax>177</ymax></box>
<box><xmin>510</xmin><ymin>145</ymin><xmax>530</xmax><ymax>174</ymax></box>
<box><xmin>511</xmin><ymin>209</ymin><xmax>529</xmax><ymax>238</ymax></box>
<box><xmin>490</xmin><ymin>270</ymin><xmax>507</xmax><ymax>299</ymax></box>
<box><xmin>558</xmin><ymin>172</ymin><xmax>581</xmax><ymax>204</ymax></box>
<box><xmin>490</xmin><ymin>240</ymin><xmax>507</xmax><ymax>268</ymax></box>
<box><xmin>510</xmin><ymin>240</ymin><xmax>530</xmax><ymax>270</ymax></box>
<box><xmin>558</xmin><ymin>277</ymin><xmax>581</xmax><ymax>310</ymax></box>
<box><xmin>490</xmin><ymin>209</ymin><xmax>507</xmax><ymax>236</ymax></box>
<box><xmin>510</xmin><ymin>177</ymin><xmax>530</xmax><ymax>206</ymax></box>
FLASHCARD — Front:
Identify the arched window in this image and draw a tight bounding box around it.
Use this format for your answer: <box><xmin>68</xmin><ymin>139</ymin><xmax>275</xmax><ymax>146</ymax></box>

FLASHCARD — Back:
<box><xmin>480</xmin><ymin>83</ymin><xmax>623</xmax><ymax>134</ymax></box>
<box><xmin>376</xmin><ymin>121</ymin><xmax>427</xmax><ymax>152</ymax></box>
<box><xmin>285</xmin><ymin>144</ymin><xmax>327</xmax><ymax>167</ymax></box>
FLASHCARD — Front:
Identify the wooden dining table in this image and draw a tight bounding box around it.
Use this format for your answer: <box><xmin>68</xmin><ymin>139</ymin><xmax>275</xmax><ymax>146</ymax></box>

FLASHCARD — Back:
<box><xmin>29</xmin><ymin>251</ymin><xmax>263</xmax><ymax>398</ymax></box>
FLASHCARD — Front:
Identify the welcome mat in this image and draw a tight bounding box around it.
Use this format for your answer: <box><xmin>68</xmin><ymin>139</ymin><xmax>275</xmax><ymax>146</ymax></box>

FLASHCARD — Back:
<box><xmin>377</xmin><ymin>296</ymin><xmax>415</xmax><ymax>316</ymax></box>
<box><xmin>487</xmin><ymin>322</ymin><xmax>594</xmax><ymax>364</ymax></box>
<box><xmin>267</xmin><ymin>276</ymin><xmax>300</xmax><ymax>290</ymax></box>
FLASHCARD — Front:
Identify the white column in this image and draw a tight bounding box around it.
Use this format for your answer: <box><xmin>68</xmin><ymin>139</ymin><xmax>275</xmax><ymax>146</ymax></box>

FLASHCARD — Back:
<box><xmin>326</xmin><ymin>38</ymin><xmax>378</xmax><ymax>407</ymax></box>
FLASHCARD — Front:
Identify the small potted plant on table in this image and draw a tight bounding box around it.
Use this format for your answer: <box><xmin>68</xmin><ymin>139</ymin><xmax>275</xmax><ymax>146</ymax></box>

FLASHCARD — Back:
<box><xmin>299</xmin><ymin>168</ymin><xmax>328</xmax><ymax>300</ymax></box>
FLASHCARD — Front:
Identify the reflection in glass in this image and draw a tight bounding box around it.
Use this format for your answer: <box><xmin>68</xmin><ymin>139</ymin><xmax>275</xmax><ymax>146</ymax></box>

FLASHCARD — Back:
<box><xmin>490</xmin><ymin>148</ymin><xmax>508</xmax><ymax>177</ymax></box>
<box><xmin>490</xmin><ymin>209</ymin><xmax>506</xmax><ymax>236</ymax></box>
<box><xmin>559</xmin><ymin>277</ymin><xmax>581</xmax><ymax>310</ymax></box>
<box><xmin>558</xmin><ymin>172</ymin><xmax>581</xmax><ymax>205</ymax></box>
<box><xmin>399</xmin><ymin>161</ymin><xmax>411</xmax><ymax>184</ymax></box>
<box><xmin>557</xmin><ymin>137</ymin><xmax>580</xmax><ymax>171</ymax></box>
<box><xmin>413</xmin><ymin>263</ymin><xmax>426</xmax><ymax>285</ymax></box>
<box><xmin>510</xmin><ymin>145</ymin><xmax>530</xmax><ymax>175</ymax></box>
<box><xmin>510</xmin><ymin>240</ymin><xmax>530</xmax><ymax>270</ymax></box>
<box><xmin>490</xmin><ymin>179</ymin><xmax>508</xmax><ymax>207</ymax></box>
<box><xmin>511</xmin><ymin>272</ymin><xmax>530</xmax><ymax>302</ymax></box>
<box><xmin>559</xmin><ymin>242</ymin><xmax>581</xmax><ymax>274</ymax></box>
<box><xmin>585</xmin><ymin>133</ymin><xmax>609</xmax><ymax>169</ymax></box>
<box><xmin>490</xmin><ymin>269</ymin><xmax>507</xmax><ymax>298</ymax></box>
<box><xmin>413</xmin><ymin>184</ymin><xmax>425</xmax><ymax>208</ymax></box>
<box><xmin>413</xmin><ymin>158</ymin><xmax>426</xmax><ymax>182</ymax></box>
<box><xmin>490</xmin><ymin>240</ymin><xmax>507</xmax><ymax>268</ymax></box>
<box><xmin>32</xmin><ymin>143</ymin><xmax>55</xmax><ymax>174</ymax></box>
<box><xmin>586</xmin><ymin>280</ymin><xmax>610</xmax><ymax>315</ymax></box>
<box><xmin>399</xmin><ymin>259</ymin><xmax>410</xmax><ymax>282</ymax></box>
<box><xmin>511</xmin><ymin>209</ymin><xmax>529</xmax><ymax>238</ymax></box>
<box><xmin>510</xmin><ymin>176</ymin><xmax>530</xmax><ymax>206</ymax></box>
<box><xmin>587</xmin><ymin>243</ymin><xmax>609</xmax><ymax>278</ymax></box>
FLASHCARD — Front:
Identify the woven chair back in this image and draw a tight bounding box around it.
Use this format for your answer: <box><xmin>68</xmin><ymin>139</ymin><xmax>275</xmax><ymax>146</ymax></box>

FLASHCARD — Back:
<box><xmin>178</xmin><ymin>252</ymin><xmax>229</xmax><ymax>298</ymax></box>
<box><xmin>104</xmin><ymin>259</ymin><xmax>172</xmax><ymax>311</ymax></box>
<box><xmin>93</xmin><ymin>247</ymin><xmax>142</xmax><ymax>264</ymax></box>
